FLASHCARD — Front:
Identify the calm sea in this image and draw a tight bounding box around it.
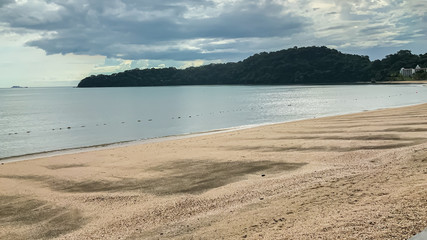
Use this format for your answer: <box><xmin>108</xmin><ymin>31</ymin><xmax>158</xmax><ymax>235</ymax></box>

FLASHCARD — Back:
<box><xmin>0</xmin><ymin>85</ymin><xmax>426</xmax><ymax>159</ymax></box>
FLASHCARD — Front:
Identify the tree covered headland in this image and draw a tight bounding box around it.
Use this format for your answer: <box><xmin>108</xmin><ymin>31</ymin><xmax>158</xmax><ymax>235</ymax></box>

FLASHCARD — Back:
<box><xmin>77</xmin><ymin>46</ymin><xmax>427</xmax><ymax>87</ymax></box>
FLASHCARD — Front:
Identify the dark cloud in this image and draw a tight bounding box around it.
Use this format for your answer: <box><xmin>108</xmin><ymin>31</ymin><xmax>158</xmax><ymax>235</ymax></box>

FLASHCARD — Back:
<box><xmin>1</xmin><ymin>0</ymin><xmax>425</xmax><ymax>63</ymax></box>
<box><xmin>191</xmin><ymin>4</ymin><xmax>304</xmax><ymax>39</ymax></box>
<box><xmin>0</xmin><ymin>0</ymin><xmax>13</xmax><ymax>7</ymax></box>
<box><xmin>0</xmin><ymin>0</ymin><xmax>308</xmax><ymax>60</ymax></box>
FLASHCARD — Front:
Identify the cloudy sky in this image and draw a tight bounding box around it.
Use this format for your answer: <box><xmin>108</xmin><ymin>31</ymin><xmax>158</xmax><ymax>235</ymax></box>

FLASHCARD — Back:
<box><xmin>0</xmin><ymin>0</ymin><xmax>426</xmax><ymax>87</ymax></box>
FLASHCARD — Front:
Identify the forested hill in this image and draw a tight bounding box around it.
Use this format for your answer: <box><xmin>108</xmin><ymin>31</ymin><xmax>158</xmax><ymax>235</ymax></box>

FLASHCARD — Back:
<box><xmin>77</xmin><ymin>46</ymin><xmax>427</xmax><ymax>87</ymax></box>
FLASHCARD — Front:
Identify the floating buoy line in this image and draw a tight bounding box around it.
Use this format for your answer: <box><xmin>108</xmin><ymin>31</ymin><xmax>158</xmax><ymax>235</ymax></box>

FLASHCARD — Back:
<box><xmin>4</xmin><ymin>106</ymin><xmax>255</xmax><ymax>136</ymax></box>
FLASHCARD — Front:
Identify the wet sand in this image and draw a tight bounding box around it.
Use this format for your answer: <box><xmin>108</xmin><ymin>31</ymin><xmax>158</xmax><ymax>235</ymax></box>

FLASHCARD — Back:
<box><xmin>0</xmin><ymin>104</ymin><xmax>426</xmax><ymax>239</ymax></box>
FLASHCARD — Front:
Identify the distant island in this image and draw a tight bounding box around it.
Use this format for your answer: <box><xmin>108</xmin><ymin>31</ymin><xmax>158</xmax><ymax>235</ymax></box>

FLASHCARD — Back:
<box><xmin>77</xmin><ymin>46</ymin><xmax>427</xmax><ymax>88</ymax></box>
<box><xmin>11</xmin><ymin>86</ymin><xmax>28</xmax><ymax>88</ymax></box>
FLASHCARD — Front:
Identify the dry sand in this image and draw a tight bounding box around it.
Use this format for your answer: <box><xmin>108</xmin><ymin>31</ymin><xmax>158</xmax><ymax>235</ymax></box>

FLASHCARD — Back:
<box><xmin>1</xmin><ymin>104</ymin><xmax>426</xmax><ymax>239</ymax></box>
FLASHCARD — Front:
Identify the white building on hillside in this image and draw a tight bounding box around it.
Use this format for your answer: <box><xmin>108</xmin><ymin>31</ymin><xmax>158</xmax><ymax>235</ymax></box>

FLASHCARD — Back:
<box><xmin>400</xmin><ymin>65</ymin><xmax>427</xmax><ymax>77</ymax></box>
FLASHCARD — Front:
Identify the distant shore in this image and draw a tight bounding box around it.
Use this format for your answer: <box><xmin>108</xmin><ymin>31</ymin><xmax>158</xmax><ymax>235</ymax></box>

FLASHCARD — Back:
<box><xmin>375</xmin><ymin>80</ymin><xmax>427</xmax><ymax>84</ymax></box>
<box><xmin>1</xmin><ymin>103</ymin><xmax>426</xmax><ymax>239</ymax></box>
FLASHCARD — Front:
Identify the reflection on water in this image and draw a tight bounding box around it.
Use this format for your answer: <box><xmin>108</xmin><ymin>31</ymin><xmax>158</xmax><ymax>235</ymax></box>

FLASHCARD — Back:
<box><xmin>0</xmin><ymin>84</ymin><xmax>426</xmax><ymax>158</ymax></box>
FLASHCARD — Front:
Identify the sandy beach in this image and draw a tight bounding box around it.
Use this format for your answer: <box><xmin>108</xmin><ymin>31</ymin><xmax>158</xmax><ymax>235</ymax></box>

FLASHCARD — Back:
<box><xmin>1</xmin><ymin>103</ymin><xmax>426</xmax><ymax>239</ymax></box>
<box><xmin>376</xmin><ymin>80</ymin><xmax>427</xmax><ymax>84</ymax></box>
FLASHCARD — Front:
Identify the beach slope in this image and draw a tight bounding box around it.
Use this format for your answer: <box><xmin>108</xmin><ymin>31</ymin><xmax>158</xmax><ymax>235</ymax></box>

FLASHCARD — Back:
<box><xmin>1</xmin><ymin>104</ymin><xmax>426</xmax><ymax>239</ymax></box>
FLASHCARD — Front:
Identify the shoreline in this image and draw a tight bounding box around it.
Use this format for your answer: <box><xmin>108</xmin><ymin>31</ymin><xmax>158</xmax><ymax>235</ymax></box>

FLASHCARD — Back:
<box><xmin>2</xmin><ymin>102</ymin><xmax>424</xmax><ymax>163</ymax></box>
<box><xmin>0</xmin><ymin>124</ymin><xmax>266</xmax><ymax>163</ymax></box>
<box><xmin>375</xmin><ymin>80</ymin><xmax>427</xmax><ymax>84</ymax></box>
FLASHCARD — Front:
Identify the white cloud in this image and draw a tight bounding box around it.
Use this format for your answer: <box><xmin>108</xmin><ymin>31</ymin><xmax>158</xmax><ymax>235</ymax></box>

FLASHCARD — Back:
<box><xmin>0</xmin><ymin>30</ymin><xmax>104</xmax><ymax>87</ymax></box>
<box><xmin>179</xmin><ymin>59</ymin><xmax>207</xmax><ymax>69</ymax></box>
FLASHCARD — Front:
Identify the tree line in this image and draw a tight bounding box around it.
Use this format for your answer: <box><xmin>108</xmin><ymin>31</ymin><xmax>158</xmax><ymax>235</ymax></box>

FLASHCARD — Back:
<box><xmin>77</xmin><ymin>46</ymin><xmax>427</xmax><ymax>87</ymax></box>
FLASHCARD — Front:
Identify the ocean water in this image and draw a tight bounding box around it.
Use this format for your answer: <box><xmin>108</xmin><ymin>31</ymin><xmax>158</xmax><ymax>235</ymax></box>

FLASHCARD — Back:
<box><xmin>0</xmin><ymin>84</ymin><xmax>426</xmax><ymax>159</ymax></box>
